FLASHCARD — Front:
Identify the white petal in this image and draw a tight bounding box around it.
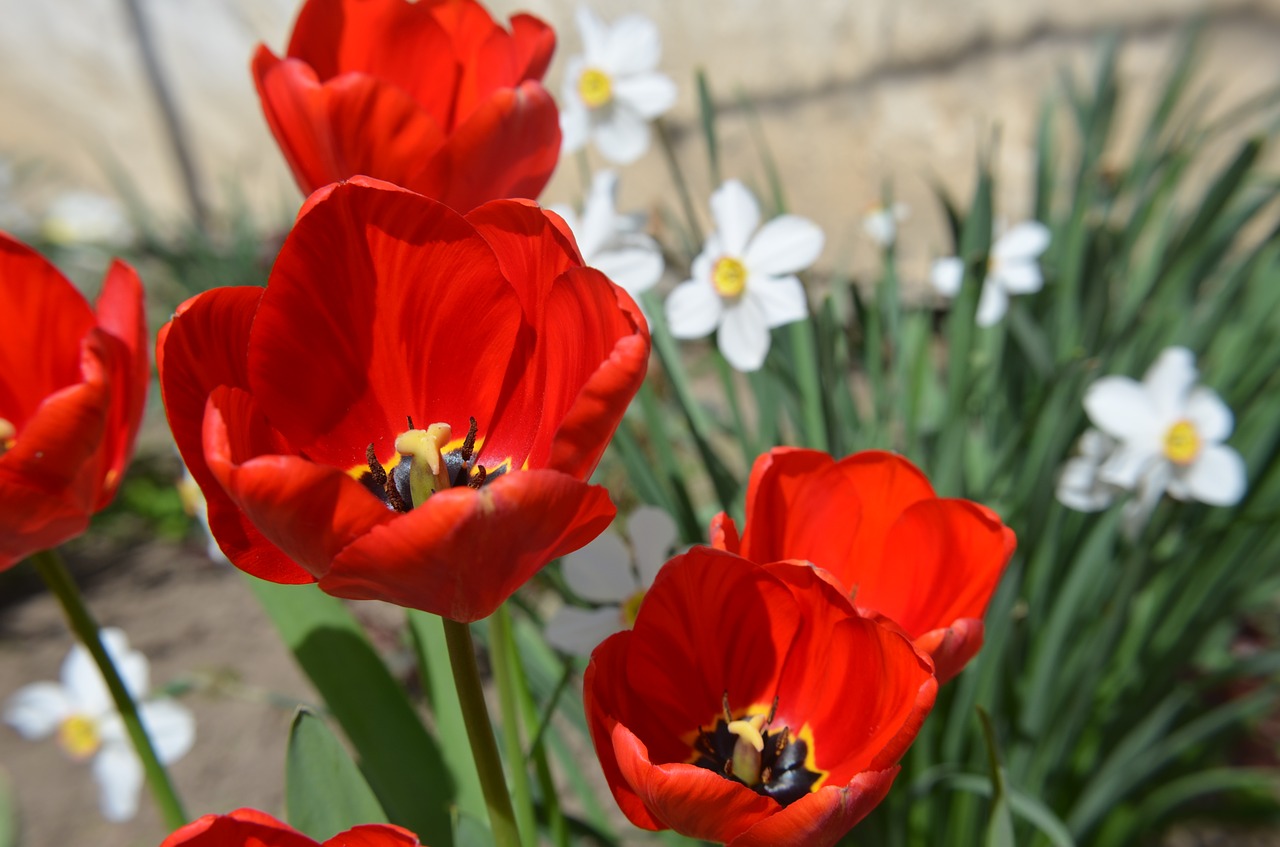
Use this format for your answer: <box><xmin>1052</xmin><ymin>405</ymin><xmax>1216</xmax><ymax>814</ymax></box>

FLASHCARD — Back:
<box><xmin>1084</xmin><ymin>377</ymin><xmax>1163</xmax><ymax>443</ymax></box>
<box><xmin>93</xmin><ymin>743</ymin><xmax>144</xmax><ymax>821</ymax></box>
<box><xmin>613</xmin><ymin>73</ymin><xmax>677</xmax><ymax>119</ymax></box>
<box><xmin>561</xmin><ymin>532</ymin><xmax>636</xmax><ymax>602</ymax></box>
<box><xmin>605</xmin><ymin>14</ymin><xmax>663</xmax><ymax>76</ymax></box>
<box><xmin>592</xmin><ymin>105</ymin><xmax>651</xmax><ymax>164</ymax></box>
<box><xmin>1079</xmin><ymin>428</ymin><xmax>1117</xmax><ymax>460</ymax></box>
<box><xmin>559</xmin><ymin>98</ymin><xmax>590</xmax><ymax>155</ymax></box>
<box><xmin>743</xmin><ymin>215</ymin><xmax>824</xmax><ymax>276</ymax></box>
<box><xmin>627</xmin><ymin>506</ymin><xmax>679</xmax><ymax>587</ymax></box>
<box><xmin>1121</xmin><ymin>462</ymin><xmax>1171</xmax><ymax>540</ymax></box>
<box><xmin>1056</xmin><ymin>457</ymin><xmax>1116</xmax><ymax>512</ymax></box>
<box><xmin>1142</xmin><ymin>347</ymin><xmax>1197</xmax><ymax>421</ymax></box>
<box><xmin>710</xmin><ymin>181</ymin><xmax>761</xmax><ymax>258</ymax></box>
<box><xmin>63</xmin><ymin>629</ymin><xmax>148</xmax><ymax>717</ymax></box>
<box><xmin>544</xmin><ymin>606</ymin><xmax>626</xmax><ymax>657</ymax></box>
<box><xmin>1099</xmin><ymin>444</ymin><xmax>1163</xmax><ymax>490</ymax></box>
<box><xmin>1182</xmin><ymin>444</ymin><xmax>1247</xmax><ymax>506</ymax></box>
<box><xmin>4</xmin><ymin>682</ymin><xmax>72</xmax><ymax>739</ymax></box>
<box><xmin>1185</xmin><ymin>386</ymin><xmax>1234</xmax><ymax>443</ymax></box>
<box><xmin>862</xmin><ymin>210</ymin><xmax>896</xmax><ymax>246</ymax></box>
<box><xmin>748</xmin><ymin>274</ymin><xmax>808</xmax><ymax>328</ymax></box>
<box><xmin>139</xmin><ymin>700</ymin><xmax>196</xmax><ymax>764</ymax></box>
<box><xmin>930</xmin><ymin>257</ymin><xmax>964</xmax><ymax>297</ymax></box>
<box><xmin>993</xmin><ymin>221</ymin><xmax>1050</xmax><ymax>262</ymax></box>
<box><xmin>665</xmin><ymin>278</ymin><xmax>723</xmax><ymax>339</ymax></box>
<box><xmin>577</xmin><ymin>170</ymin><xmax>619</xmax><ymax>259</ymax></box>
<box><xmin>593</xmin><ymin>241</ymin><xmax>664</xmax><ymax>297</ymax></box>
<box><xmin>975</xmin><ymin>282</ymin><xmax>1008</xmax><ymax>327</ymax></box>
<box><xmin>718</xmin><ymin>299</ymin><xmax>771</xmax><ymax>372</ymax></box>
<box><xmin>575</xmin><ymin>6</ymin><xmax>610</xmax><ymax>65</ymax></box>
<box><xmin>992</xmin><ymin>259</ymin><xmax>1044</xmax><ymax>295</ymax></box>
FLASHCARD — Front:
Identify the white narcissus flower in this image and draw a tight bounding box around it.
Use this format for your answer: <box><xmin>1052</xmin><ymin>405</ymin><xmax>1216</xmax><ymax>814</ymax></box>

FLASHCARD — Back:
<box><xmin>665</xmin><ymin>179</ymin><xmax>824</xmax><ymax>372</ymax></box>
<box><xmin>545</xmin><ymin>506</ymin><xmax>678</xmax><ymax>656</ymax></box>
<box><xmin>4</xmin><ymin>628</ymin><xmax>195</xmax><ymax>822</ymax></box>
<box><xmin>549</xmin><ymin>170</ymin><xmax>663</xmax><ymax>313</ymax></box>
<box><xmin>42</xmin><ymin>190</ymin><xmax>134</xmax><ymax>247</ymax></box>
<box><xmin>863</xmin><ymin>202</ymin><xmax>909</xmax><ymax>247</ymax></box>
<box><xmin>1084</xmin><ymin>346</ymin><xmax>1246</xmax><ymax>525</ymax></box>
<box><xmin>560</xmin><ymin>6</ymin><xmax>677</xmax><ymax>164</ymax></box>
<box><xmin>1056</xmin><ymin>428</ymin><xmax>1121</xmax><ymax>512</ymax></box>
<box><xmin>931</xmin><ymin>221</ymin><xmax>1050</xmax><ymax>327</ymax></box>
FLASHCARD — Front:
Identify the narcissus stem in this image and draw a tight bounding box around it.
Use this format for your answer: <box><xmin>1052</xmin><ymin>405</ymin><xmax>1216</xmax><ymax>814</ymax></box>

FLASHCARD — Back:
<box><xmin>31</xmin><ymin>548</ymin><xmax>189</xmax><ymax>830</ymax></box>
<box><xmin>442</xmin><ymin>617</ymin><xmax>522</xmax><ymax>847</ymax></box>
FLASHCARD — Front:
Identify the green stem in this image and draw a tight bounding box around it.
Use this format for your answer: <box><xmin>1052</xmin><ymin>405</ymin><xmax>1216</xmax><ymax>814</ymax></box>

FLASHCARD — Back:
<box><xmin>442</xmin><ymin>617</ymin><xmax>522</xmax><ymax>847</ymax></box>
<box><xmin>787</xmin><ymin>316</ymin><xmax>830</xmax><ymax>452</ymax></box>
<box><xmin>31</xmin><ymin>548</ymin><xmax>188</xmax><ymax>830</ymax></box>
<box><xmin>654</xmin><ymin>117</ymin><xmax>705</xmax><ymax>246</ymax></box>
<box><xmin>489</xmin><ymin>607</ymin><xmax>537</xmax><ymax>847</ymax></box>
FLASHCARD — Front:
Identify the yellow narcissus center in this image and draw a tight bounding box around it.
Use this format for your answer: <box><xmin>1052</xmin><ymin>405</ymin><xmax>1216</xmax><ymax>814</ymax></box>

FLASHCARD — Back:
<box><xmin>620</xmin><ymin>589</ymin><xmax>646</xmax><ymax>628</ymax></box>
<box><xmin>1163</xmin><ymin>420</ymin><xmax>1201</xmax><ymax>465</ymax></box>
<box><xmin>578</xmin><ymin>68</ymin><xmax>613</xmax><ymax>109</ymax></box>
<box><xmin>58</xmin><ymin>714</ymin><xmax>100</xmax><ymax>760</ymax></box>
<box><xmin>712</xmin><ymin>257</ymin><xmax>748</xmax><ymax>298</ymax></box>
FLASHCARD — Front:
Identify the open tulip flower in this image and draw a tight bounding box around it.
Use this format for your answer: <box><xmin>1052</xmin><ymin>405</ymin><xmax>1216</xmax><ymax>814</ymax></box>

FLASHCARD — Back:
<box><xmin>585</xmin><ymin>547</ymin><xmax>937</xmax><ymax>847</ymax></box>
<box><xmin>0</xmin><ymin>233</ymin><xmax>147</xmax><ymax>570</ymax></box>
<box><xmin>711</xmin><ymin>448</ymin><xmax>1015</xmax><ymax>683</ymax></box>
<box><xmin>160</xmin><ymin>808</ymin><xmax>420</xmax><ymax>846</ymax></box>
<box><xmin>158</xmin><ymin>177</ymin><xmax>649</xmax><ymax>621</ymax></box>
<box><xmin>253</xmin><ymin>0</ymin><xmax>561</xmax><ymax>213</ymax></box>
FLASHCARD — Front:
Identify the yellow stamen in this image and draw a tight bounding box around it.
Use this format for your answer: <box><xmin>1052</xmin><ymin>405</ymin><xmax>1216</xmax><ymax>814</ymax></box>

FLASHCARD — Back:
<box><xmin>57</xmin><ymin>714</ymin><xmax>101</xmax><ymax>761</ymax></box>
<box><xmin>578</xmin><ymin>68</ymin><xmax>613</xmax><ymax>109</ymax></box>
<box><xmin>619</xmin><ymin>590</ymin><xmax>645</xmax><ymax>628</ymax></box>
<box><xmin>0</xmin><ymin>417</ymin><xmax>14</xmax><ymax>455</ymax></box>
<box><xmin>712</xmin><ymin>257</ymin><xmax>747</xmax><ymax>298</ymax></box>
<box><xmin>1163</xmin><ymin>420</ymin><xmax>1201</xmax><ymax>465</ymax></box>
<box><xmin>395</xmin><ymin>423</ymin><xmax>454</xmax><ymax>506</ymax></box>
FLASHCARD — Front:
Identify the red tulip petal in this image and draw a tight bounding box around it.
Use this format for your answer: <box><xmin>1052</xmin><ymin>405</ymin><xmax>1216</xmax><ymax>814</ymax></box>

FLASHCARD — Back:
<box><xmin>737</xmin><ymin>448</ymin><xmax>836</xmax><ymax>563</ymax></box>
<box><xmin>710</xmin><ymin>512</ymin><xmax>741</xmax><ymax>553</ymax></box>
<box><xmin>466</xmin><ymin>200</ymin><xmax>581</xmax><ymax>325</ymax></box>
<box><xmin>862</xmin><ymin>499</ymin><xmax>1014</xmax><ymax>639</ymax></box>
<box><xmin>158</xmin><ymin>287</ymin><xmax>311</xmax><ymax>584</ymax></box>
<box><xmin>728</xmin><ymin>769</ymin><xmax>899</xmax><ymax>847</ymax></box>
<box><xmin>914</xmin><ymin>618</ymin><xmax>984</xmax><ymax>685</ymax></box>
<box><xmin>613</xmin><ymin>722</ymin><xmax>780</xmax><ymax>843</ymax></box>
<box><xmin>252</xmin><ymin>49</ymin><xmax>446</xmax><ymax>197</ymax></box>
<box><xmin>510</xmin><ymin>13</ymin><xmax>555</xmax><ymax>81</ymax></box>
<box><xmin>204</xmin><ymin>386</ymin><xmax>397</xmax><ymax>582</ymax></box>
<box><xmin>248</xmin><ymin>178</ymin><xmax>524</xmax><ymax>471</ymax></box>
<box><xmin>159</xmin><ymin>808</ymin><xmax>318</xmax><ymax>847</ymax></box>
<box><xmin>92</xmin><ymin>260</ymin><xmax>148</xmax><ymax>508</ymax></box>
<box><xmin>324</xmin><ymin>468</ymin><xmax>615</xmax><ymax>620</ymax></box>
<box><xmin>0</xmin><ymin>233</ymin><xmax>95</xmax><ymax>428</ymax></box>
<box><xmin>418</xmin><ymin>82</ymin><xmax>560</xmax><ymax>213</ymax></box>
<box><xmin>286</xmin><ymin>0</ymin><xmax>461</xmax><ymax>127</ymax></box>
<box><xmin>323</xmin><ymin>824</ymin><xmax>421</xmax><ymax>847</ymax></box>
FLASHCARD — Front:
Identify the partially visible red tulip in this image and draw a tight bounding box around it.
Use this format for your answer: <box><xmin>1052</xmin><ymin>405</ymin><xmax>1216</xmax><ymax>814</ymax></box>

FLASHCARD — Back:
<box><xmin>585</xmin><ymin>548</ymin><xmax>937</xmax><ymax>847</ymax></box>
<box><xmin>159</xmin><ymin>176</ymin><xmax>649</xmax><ymax>621</ymax></box>
<box><xmin>160</xmin><ymin>808</ymin><xmax>420</xmax><ymax>846</ymax></box>
<box><xmin>711</xmin><ymin>448</ymin><xmax>1015</xmax><ymax>683</ymax></box>
<box><xmin>0</xmin><ymin>233</ymin><xmax>147</xmax><ymax>569</ymax></box>
<box><xmin>254</xmin><ymin>0</ymin><xmax>561</xmax><ymax>212</ymax></box>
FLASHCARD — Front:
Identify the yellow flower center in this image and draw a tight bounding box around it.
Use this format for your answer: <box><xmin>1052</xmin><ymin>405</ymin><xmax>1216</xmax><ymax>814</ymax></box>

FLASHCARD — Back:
<box><xmin>0</xmin><ymin>417</ymin><xmax>14</xmax><ymax>455</ymax></box>
<box><xmin>578</xmin><ymin>68</ymin><xmax>613</xmax><ymax>109</ymax></box>
<box><xmin>58</xmin><ymin>714</ymin><xmax>101</xmax><ymax>761</ymax></box>
<box><xmin>712</xmin><ymin>257</ymin><xmax>748</xmax><ymax>298</ymax></box>
<box><xmin>619</xmin><ymin>589</ymin><xmax>646</xmax><ymax>628</ymax></box>
<box><xmin>1163</xmin><ymin>420</ymin><xmax>1201</xmax><ymax>465</ymax></box>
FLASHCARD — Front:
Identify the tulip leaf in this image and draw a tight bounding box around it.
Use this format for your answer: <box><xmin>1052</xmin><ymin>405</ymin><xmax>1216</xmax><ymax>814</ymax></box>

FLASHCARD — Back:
<box><xmin>978</xmin><ymin>708</ymin><xmax>1015</xmax><ymax>847</ymax></box>
<box><xmin>247</xmin><ymin>578</ymin><xmax>454</xmax><ymax>847</ymax></box>
<box><xmin>285</xmin><ymin>709</ymin><xmax>388</xmax><ymax>840</ymax></box>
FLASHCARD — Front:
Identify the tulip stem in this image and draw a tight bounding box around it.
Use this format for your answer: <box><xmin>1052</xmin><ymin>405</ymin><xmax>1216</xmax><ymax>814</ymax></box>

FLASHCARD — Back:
<box><xmin>31</xmin><ymin>548</ymin><xmax>189</xmax><ymax>830</ymax></box>
<box><xmin>442</xmin><ymin>617</ymin><xmax>523</xmax><ymax>847</ymax></box>
<box><xmin>490</xmin><ymin>606</ymin><xmax>538</xmax><ymax>847</ymax></box>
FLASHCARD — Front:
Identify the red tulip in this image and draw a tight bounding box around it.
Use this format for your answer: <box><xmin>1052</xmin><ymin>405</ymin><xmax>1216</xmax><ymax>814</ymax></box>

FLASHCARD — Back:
<box><xmin>160</xmin><ymin>808</ymin><xmax>420</xmax><ymax>846</ymax></box>
<box><xmin>0</xmin><ymin>233</ymin><xmax>147</xmax><ymax>569</ymax></box>
<box><xmin>253</xmin><ymin>0</ymin><xmax>561</xmax><ymax>212</ymax></box>
<box><xmin>711</xmin><ymin>448</ymin><xmax>1016</xmax><ymax>682</ymax></box>
<box><xmin>158</xmin><ymin>176</ymin><xmax>648</xmax><ymax>621</ymax></box>
<box><xmin>585</xmin><ymin>547</ymin><xmax>937</xmax><ymax>847</ymax></box>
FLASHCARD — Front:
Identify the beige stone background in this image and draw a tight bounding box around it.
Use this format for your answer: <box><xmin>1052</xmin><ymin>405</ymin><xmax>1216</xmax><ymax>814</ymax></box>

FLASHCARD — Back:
<box><xmin>1</xmin><ymin>2</ymin><xmax>1279</xmax><ymax>846</ymax></box>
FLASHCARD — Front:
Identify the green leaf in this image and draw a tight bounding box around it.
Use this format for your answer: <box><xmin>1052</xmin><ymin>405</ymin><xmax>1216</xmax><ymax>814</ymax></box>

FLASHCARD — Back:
<box><xmin>696</xmin><ymin>68</ymin><xmax>721</xmax><ymax>187</ymax></box>
<box><xmin>248</xmin><ymin>578</ymin><xmax>454</xmax><ymax>846</ymax></box>
<box><xmin>286</xmin><ymin>709</ymin><xmax>388</xmax><ymax>839</ymax></box>
<box><xmin>0</xmin><ymin>766</ymin><xmax>16</xmax><ymax>847</ymax></box>
<box><xmin>978</xmin><ymin>708</ymin><xmax>1015</xmax><ymax>847</ymax></box>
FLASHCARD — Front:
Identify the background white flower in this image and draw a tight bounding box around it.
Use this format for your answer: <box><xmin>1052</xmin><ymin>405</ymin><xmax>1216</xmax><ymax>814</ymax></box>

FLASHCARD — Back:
<box><xmin>665</xmin><ymin>179</ymin><xmax>824</xmax><ymax>372</ymax></box>
<box><xmin>1083</xmin><ymin>346</ymin><xmax>1246</xmax><ymax>528</ymax></box>
<box><xmin>560</xmin><ymin>6</ymin><xmax>677</xmax><ymax>164</ymax></box>
<box><xmin>41</xmin><ymin>190</ymin><xmax>134</xmax><ymax>247</ymax></box>
<box><xmin>545</xmin><ymin>506</ymin><xmax>678</xmax><ymax>656</ymax></box>
<box><xmin>931</xmin><ymin>220</ymin><xmax>1050</xmax><ymax>326</ymax></box>
<box><xmin>1056</xmin><ymin>428</ymin><xmax>1121</xmax><ymax>512</ymax></box>
<box><xmin>549</xmin><ymin>170</ymin><xmax>663</xmax><ymax>313</ymax></box>
<box><xmin>4</xmin><ymin>628</ymin><xmax>195</xmax><ymax>822</ymax></box>
<box><xmin>863</xmin><ymin>202</ymin><xmax>909</xmax><ymax>247</ymax></box>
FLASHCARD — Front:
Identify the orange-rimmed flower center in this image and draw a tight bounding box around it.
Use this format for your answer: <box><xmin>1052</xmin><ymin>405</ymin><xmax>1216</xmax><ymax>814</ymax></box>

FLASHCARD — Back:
<box><xmin>57</xmin><ymin>714</ymin><xmax>100</xmax><ymax>761</ymax></box>
<box><xmin>0</xmin><ymin>417</ymin><xmax>14</xmax><ymax>456</ymax></box>
<box><xmin>712</xmin><ymin>257</ymin><xmax>748</xmax><ymax>298</ymax></box>
<box><xmin>690</xmin><ymin>694</ymin><xmax>824</xmax><ymax>806</ymax></box>
<box><xmin>1163</xmin><ymin>419</ymin><xmax>1201</xmax><ymax>465</ymax></box>
<box><xmin>355</xmin><ymin>416</ymin><xmax>507</xmax><ymax>513</ymax></box>
<box><xmin>578</xmin><ymin>68</ymin><xmax>613</xmax><ymax>109</ymax></box>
